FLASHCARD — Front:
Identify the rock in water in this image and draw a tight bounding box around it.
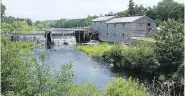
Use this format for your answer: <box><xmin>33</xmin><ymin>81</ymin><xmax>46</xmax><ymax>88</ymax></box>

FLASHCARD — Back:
<box><xmin>109</xmin><ymin>63</ymin><xmax>114</xmax><ymax>67</ymax></box>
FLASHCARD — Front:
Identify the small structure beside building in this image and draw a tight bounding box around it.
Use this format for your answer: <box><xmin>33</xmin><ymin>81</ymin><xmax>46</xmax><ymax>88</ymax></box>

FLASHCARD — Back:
<box><xmin>90</xmin><ymin>16</ymin><xmax>157</xmax><ymax>44</ymax></box>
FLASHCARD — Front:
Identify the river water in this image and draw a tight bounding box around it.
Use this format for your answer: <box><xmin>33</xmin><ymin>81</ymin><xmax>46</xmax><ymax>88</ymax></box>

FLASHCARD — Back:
<box><xmin>32</xmin><ymin>44</ymin><xmax>155</xmax><ymax>89</ymax></box>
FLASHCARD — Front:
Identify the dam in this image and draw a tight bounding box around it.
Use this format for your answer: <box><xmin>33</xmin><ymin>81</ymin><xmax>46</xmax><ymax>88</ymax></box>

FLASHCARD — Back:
<box><xmin>8</xmin><ymin>28</ymin><xmax>90</xmax><ymax>45</ymax></box>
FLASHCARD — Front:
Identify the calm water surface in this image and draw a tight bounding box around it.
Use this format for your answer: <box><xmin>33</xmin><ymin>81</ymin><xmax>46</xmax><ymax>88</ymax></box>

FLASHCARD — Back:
<box><xmin>32</xmin><ymin>45</ymin><xmax>154</xmax><ymax>89</ymax></box>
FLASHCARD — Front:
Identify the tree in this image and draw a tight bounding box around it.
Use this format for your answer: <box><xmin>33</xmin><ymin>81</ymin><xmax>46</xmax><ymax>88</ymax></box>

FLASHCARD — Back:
<box><xmin>146</xmin><ymin>0</ymin><xmax>184</xmax><ymax>23</ymax></box>
<box><xmin>105</xmin><ymin>12</ymin><xmax>114</xmax><ymax>16</ymax></box>
<box><xmin>26</xmin><ymin>18</ymin><xmax>33</xmax><ymax>26</ymax></box>
<box><xmin>154</xmin><ymin>19</ymin><xmax>184</xmax><ymax>74</ymax></box>
<box><xmin>128</xmin><ymin>0</ymin><xmax>135</xmax><ymax>16</ymax></box>
<box><xmin>11</xmin><ymin>21</ymin><xmax>32</xmax><ymax>31</ymax></box>
<box><xmin>134</xmin><ymin>5</ymin><xmax>147</xmax><ymax>16</ymax></box>
<box><xmin>117</xmin><ymin>10</ymin><xmax>129</xmax><ymax>17</ymax></box>
<box><xmin>34</xmin><ymin>21</ymin><xmax>48</xmax><ymax>30</ymax></box>
<box><xmin>117</xmin><ymin>1</ymin><xmax>147</xmax><ymax>17</ymax></box>
<box><xmin>1</xmin><ymin>36</ymin><xmax>100</xmax><ymax>95</ymax></box>
<box><xmin>1</xmin><ymin>3</ymin><xmax>6</xmax><ymax>17</ymax></box>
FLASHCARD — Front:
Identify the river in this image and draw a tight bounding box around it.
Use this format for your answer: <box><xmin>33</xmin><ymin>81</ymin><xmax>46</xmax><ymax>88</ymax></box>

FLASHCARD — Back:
<box><xmin>32</xmin><ymin>44</ymin><xmax>155</xmax><ymax>89</ymax></box>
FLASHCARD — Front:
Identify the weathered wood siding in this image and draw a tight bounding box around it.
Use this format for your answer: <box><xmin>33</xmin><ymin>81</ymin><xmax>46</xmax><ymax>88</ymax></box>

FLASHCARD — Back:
<box><xmin>98</xmin><ymin>23</ymin><xmax>132</xmax><ymax>43</ymax></box>
<box><xmin>91</xmin><ymin>16</ymin><xmax>156</xmax><ymax>43</ymax></box>
<box><xmin>131</xmin><ymin>16</ymin><xmax>156</xmax><ymax>37</ymax></box>
<box><xmin>12</xmin><ymin>34</ymin><xmax>45</xmax><ymax>43</ymax></box>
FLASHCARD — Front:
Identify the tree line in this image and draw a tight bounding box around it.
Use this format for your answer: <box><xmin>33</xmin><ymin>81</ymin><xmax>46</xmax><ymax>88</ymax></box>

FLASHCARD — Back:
<box><xmin>1</xmin><ymin>0</ymin><xmax>184</xmax><ymax>32</ymax></box>
<box><xmin>115</xmin><ymin>0</ymin><xmax>184</xmax><ymax>26</ymax></box>
<box><xmin>1</xmin><ymin>3</ymin><xmax>48</xmax><ymax>33</ymax></box>
<box><xmin>44</xmin><ymin>15</ymin><xmax>98</xmax><ymax>28</ymax></box>
<box><xmin>40</xmin><ymin>0</ymin><xmax>184</xmax><ymax>28</ymax></box>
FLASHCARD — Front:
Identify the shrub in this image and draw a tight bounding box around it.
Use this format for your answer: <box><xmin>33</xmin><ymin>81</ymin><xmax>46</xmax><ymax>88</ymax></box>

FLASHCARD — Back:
<box><xmin>103</xmin><ymin>42</ymin><xmax>159</xmax><ymax>73</ymax></box>
<box><xmin>154</xmin><ymin>19</ymin><xmax>184</xmax><ymax>74</ymax></box>
<box><xmin>1</xmin><ymin>35</ymin><xmax>100</xmax><ymax>96</ymax></box>
<box><xmin>172</xmin><ymin>63</ymin><xmax>184</xmax><ymax>84</ymax></box>
<box><xmin>103</xmin><ymin>77</ymin><xmax>150</xmax><ymax>96</ymax></box>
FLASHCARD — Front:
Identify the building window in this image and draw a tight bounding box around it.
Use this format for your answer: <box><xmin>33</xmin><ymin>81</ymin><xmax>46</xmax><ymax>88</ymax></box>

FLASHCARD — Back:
<box><xmin>114</xmin><ymin>24</ymin><xmax>116</xmax><ymax>28</ymax></box>
<box><xmin>122</xmin><ymin>34</ymin><xmax>124</xmax><ymax>37</ymax></box>
<box><xmin>123</xmin><ymin>24</ymin><xmax>125</xmax><ymax>28</ymax></box>
<box><xmin>107</xmin><ymin>33</ymin><xmax>108</xmax><ymax>35</ymax></box>
<box><xmin>114</xmin><ymin>33</ymin><xmax>116</xmax><ymax>36</ymax></box>
<box><xmin>148</xmin><ymin>23</ymin><xmax>150</xmax><ymax>26</ymax></box>
<box><xmin>107</xmin><ymin>24</ymin><xmax>108</xmax><ymax>28</ymax></box>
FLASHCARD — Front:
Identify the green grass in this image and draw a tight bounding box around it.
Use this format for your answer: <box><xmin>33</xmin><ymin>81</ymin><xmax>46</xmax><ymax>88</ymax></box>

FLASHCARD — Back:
<box><xmin>75</xmin><ymin>43</ymin><xmax>113</xmax><ymax>56</ymax></box>
<box><xmin>140</xmin><ymin>37</ymin><xmax>156</xmax><ymax>42</ymax></box>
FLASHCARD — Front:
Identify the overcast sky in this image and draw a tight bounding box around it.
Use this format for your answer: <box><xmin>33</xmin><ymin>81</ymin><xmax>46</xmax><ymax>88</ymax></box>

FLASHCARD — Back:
<box><xmin>2</xmin><ymin>0</ymin><xmax>184</xmax><ymax>21</ymax></box>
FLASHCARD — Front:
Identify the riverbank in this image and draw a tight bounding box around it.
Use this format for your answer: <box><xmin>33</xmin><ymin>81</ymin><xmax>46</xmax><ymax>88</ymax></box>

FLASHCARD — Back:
<box><xmin>76</xmin><ymin>40</ymin><xmax>184</xmax><ymax>83</ymax></box>
<box><xmin>75</xmin><ymin>43</ymin><xmax>114</xmax><ymax>56</ymax></box>
<box><xmin>76</xmin><ymin>42</ymin><xmax>158</xmax><ymax>73</ymax></box>
<box><xmin>2</xmin><ymin>35</ymin><xmax>151</xmax><ymax>96</ymax></box>
<box><xmin>76</xmin><ymin>41</ymin><xmax>184</xmax><ymax>95</ymax></box>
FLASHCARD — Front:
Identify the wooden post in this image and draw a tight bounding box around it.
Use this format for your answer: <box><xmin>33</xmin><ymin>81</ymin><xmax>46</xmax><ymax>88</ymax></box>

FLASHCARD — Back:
<box><xmin>78</xmin><ymin>31</ymin><xmax>80</xmax><ymax>43</ymax></box>
<box><xmin>83</xmin><ymin>31</ymin><xmax>85</xmax><ymax>42</ymax></box>
<box><xmin>62</xmin><ymin>29</ymin><xmax>64</xmax><ymax>37</ymax></box>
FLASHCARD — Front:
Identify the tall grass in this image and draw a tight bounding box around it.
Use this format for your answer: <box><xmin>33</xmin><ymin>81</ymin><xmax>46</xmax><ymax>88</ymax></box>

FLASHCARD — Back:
<box><xmin>75</xmin><ymin>43</ymin><xmax>113</xmax><ymax>56</ymax></box>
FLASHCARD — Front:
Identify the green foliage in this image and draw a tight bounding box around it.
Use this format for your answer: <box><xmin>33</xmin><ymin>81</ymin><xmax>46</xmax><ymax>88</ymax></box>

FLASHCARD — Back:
<box><xmin>134</xmin><ymin>5</ymin><xmax>147</xmax><ymax>16</ymax></box>
<box><xmin>1</xmin><ymin>35</ymin><xmax>36</xmax><ymax>94</ymax></box>
<box><xmin>1</xmin><ymin>22</ymin><xmax>14</xmax><ymax>32</ymax></box>
<box><xmin>105</xmin><ymin>12</ymin><xmax>114</xmax><ymax>16</ymax></box>
<box><xmin>118</xmin><ymin>0</ymin><xmax>147</xmax><ymax>17</ymax></box>
<box><xmin>154</xmin><ymin>19</ymin><xmax>184</xmax><ymax>74</ymax></box>
<box><xmin>140</xmin><ymin>37</ymin><xmax>156</xmax><ymax>42</ymax></box>
<box><xmin>1</xmin><ymin>3</ymin><xmax>6</xmax><ymax>16</ymax></box>
<box><xmin>172</xmin><ymin>63</ymin><xmax>184</xmax><ymax>84</ymax></box>
<box><xmin>1</xmin><ymin>18</ymin><xmax>35</xmax><ymax>33</ymax></box>
<box><xmin>146</xmin><ymin>0</ymin><xmax>184</xmax><ymax>24</ymax></box>
<box><xmin>12</xmin><ymin>21</ymin><xmax>33</xmax><ymax>31</ymax></box>
<box><xmin>68</xmin><ymin>83</ymin><xmax>101</xmax><ymax>96</ymax></box>
<box><xmin>128</xmin><ymin>0</ymin><xmax>135</xmax><ymax>16</ymax></box>
<box><xmin>26</xmin><ymin>18</ymin><xmax>33</xmax><ymax>26</ymax></box>
<box><xmin>76</xmin><ymin>43</ymin><xmax>113</xmax><ymax>56</ymax></box>
<box><xmin>103</xmin><ymin>42</ymin><xmax>159</xmax><ymax>73</ymax></box>
<box><xmin>158</xmin><ymin>74</ymin><xmax>166</xmax><ymax>81</ymax></box>
<box><xmin>1</xmin><ymin>5</ymin><xmax>42</xmax><ymax>33</ymax></box>
<box><xmin>1</xmin><ymin>35</ymin><xmax>100</xmax><ymax>96</ymax></box>
<box><xmin>103</xmin><ymin>77</ymin><xmax>150</xmax><ymax>96</ymax></box>
<box><xmin>117</xmin><ymin>0</ymin><xmax>183</xmax><ymax>26</ymax></box>
<box><xmin>117</xmin><ymin>10</ymin><xmax>129</xmax><ymax>17</ymax></box>
<box><xmin>43</xmin><ymin>15</ymin><xmax>97</xmax><ymax>28</ymax></box>
<box><xmin>34</xmin><ymin>21</ymin><xmax>49</xmax><ymax>31</ymax></box>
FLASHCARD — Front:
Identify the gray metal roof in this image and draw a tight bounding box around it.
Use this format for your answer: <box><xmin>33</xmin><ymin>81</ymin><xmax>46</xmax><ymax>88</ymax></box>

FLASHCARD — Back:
<box><xmin>50</xmin><ymin>28</ymin><xmax>87</xmax><ymax>31</ymax></box>
<box><xmin>92</xmin><ymin>16</ymin><xmax>115</xmax><ymax>22</ymax></box>
<box><xmin>52</xmin><ymin>31</ymin><xmax>74</xmax><ymax>34</ymax></box>
<box><xmin>106</xmin><ymin>16</ymin><xmax>144</xmax><ymax>23</ymax></box>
